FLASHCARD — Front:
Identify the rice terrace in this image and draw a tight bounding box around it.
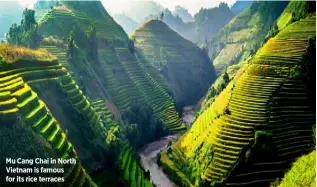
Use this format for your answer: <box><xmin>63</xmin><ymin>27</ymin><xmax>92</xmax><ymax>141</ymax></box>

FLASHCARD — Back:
<box><xmin>0</xmin><ymin>0</ymin><xmax>315</xmax><ymax>187</ymax></box>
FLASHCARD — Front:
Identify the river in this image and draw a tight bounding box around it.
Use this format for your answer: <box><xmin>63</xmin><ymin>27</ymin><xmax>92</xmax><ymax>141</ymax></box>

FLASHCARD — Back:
<box><xmin>138</xmin><ymin>106</ymin><xmax>195</xmax><ymax>187</ymax></box>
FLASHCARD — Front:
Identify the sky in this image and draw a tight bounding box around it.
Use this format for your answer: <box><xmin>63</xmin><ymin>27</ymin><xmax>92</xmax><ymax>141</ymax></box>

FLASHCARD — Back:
<box><xmin>102</xmin><ymin>0</ymin><xmax>237</xmax><ymax>15</ymax></box>
<box><xmin>17</xmin><ymin>0</ymin><xmax>237</xmax><ymax>16</ymax></box>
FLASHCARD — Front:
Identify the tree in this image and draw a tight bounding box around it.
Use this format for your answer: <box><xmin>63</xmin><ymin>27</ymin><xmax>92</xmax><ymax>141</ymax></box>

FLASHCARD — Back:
<box><xmin>67</xmin><ymin>30</ymin><xmax>75</xmax><ymax>59</ymax></box>
<box><xmin>223</xmin><ymin>71</ymin><xmax>229</xmax><ymax>84</ymax></box>
<box><xmin>87</xmin><ymin>24</ymin><xmax>98</xmax><ymax>60</ymax></box>
<box><xmin>160</xmin><ymin>11</ymin><xmax>164</xmax><ymax>20</ymax></box>
<box><xmin>21</xmin><ymin>8</ymin><xmax>37</xmax><ymax>32</ymax></box>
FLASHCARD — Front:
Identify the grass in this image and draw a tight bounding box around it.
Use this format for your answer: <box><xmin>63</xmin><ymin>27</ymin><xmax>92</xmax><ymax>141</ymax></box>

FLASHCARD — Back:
<box><xmin>277</xmin><ymin>151</ymin><xmax>315</xmax><ymax>187</ymax></box>
<box><xmin>0</xmin><ymin>44</ymin><xmax>56</xmax><ymax>64</ymax></box>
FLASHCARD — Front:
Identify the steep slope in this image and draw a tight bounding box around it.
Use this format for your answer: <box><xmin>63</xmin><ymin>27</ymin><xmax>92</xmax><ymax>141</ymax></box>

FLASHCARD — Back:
<box><xmin>160</xmin><ymin>14</ymin><xmax>316</xmax><ymax>187</ymax></box>
<box><xmin>131</xmin><ymin>19</ymin><xmax>217</xmax><ymax>106</ymax></box>
<box><xmin>173</xmin><ymin>5</ymin><xmax>193</xmax><ymax>22</ymax></box>
<box><xmin>0</xmin><ymin>44</ymin><xmax>96</xmax><ymax>186</ymax></box>
<box><xmin>230</xmin><ymin>1</ymin><xmax>253</xmax><ymax>15</ymax></box>
<box><xmin>208</xmin><ymin>1</ymin><xmax>288</xmax><ymax>74</ymax></box>
<box><xmin>277</xmin><ymin>150</ymin><xmax>315</xmax><ymax>187</ymax></box>
<box><xmin>277</xmin><ymin>1</ymin><xmax>316</xmax><ymax>31</ymax></box>
<box><xmin>113</xmin><ymin>13</ymin><xmax>138</xmax><ymax>34</ymax></box>
<box><xmin>36</xmin><ymin>1</ymin><xmax>185</xmax><ymax>133</ymax></box>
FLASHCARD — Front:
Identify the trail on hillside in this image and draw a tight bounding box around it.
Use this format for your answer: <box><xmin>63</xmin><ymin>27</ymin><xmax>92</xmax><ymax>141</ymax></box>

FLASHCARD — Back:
<box><xmin>138</xmin><ymin>106</ymin><xmax>195</xmax><ymax>187</ymax></box>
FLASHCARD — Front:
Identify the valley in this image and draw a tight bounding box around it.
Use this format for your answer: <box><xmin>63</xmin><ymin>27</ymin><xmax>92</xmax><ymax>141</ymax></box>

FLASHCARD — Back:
<box><xmin>0</xmin><ymin>1</ymin><xmax>315</xmax><ymax>187</ymax></box>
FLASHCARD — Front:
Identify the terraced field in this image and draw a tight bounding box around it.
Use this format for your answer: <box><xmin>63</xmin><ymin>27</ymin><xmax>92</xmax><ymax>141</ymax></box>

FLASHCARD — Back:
<box><xmin>37</xmin><ymin>4</ymin><xmax>185</xmax><ymax>133</ymax></box>
<box><xmin>38</xmin><ymin>8</ymin><xmax>127</xmax><ymax>41</ymax></box>
<box><xmin>118</xmin><ymin>143</ymin><xmax>153</xmax><ymax>187</ymax></box>
<box><xmin>131</xmin><ymin>19</ymin><xmax>216</xmax><ymax>106</ymax></box>
<box><xmin>0</xmin><ymin>67</ymin><xmax>96</xmax><ymax>186</ymax></box>
<box><xmin>208</xmin><ymin>2</ymin><xmax>289</xmax><ymax>75</ymax></box>
<box><xmin>98</xmin><ymin>47</ymin><xmax>185</xmax><ymax>132</ymax></box>
<box><xmin>161</xmin><ymin>15</ymin><xmax>316</xmax><ymax>186</ymax></box>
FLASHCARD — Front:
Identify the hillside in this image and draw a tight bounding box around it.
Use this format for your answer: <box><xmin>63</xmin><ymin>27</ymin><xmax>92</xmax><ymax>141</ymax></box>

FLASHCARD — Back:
<box><xmin>144</xmin><ymin>3</ymin><xmax>234</xmax><ymax>45</ymax></box>
<box><xmin>35</xmin><ymin>1</ymin><xmax>185</xmax><ymax>133</ymax></box>
<box><xmin>230</xmin><ymin>1</ymin><xmax>253</xmax><ymax>15</ymax></box>
<box><xmin>173</xmin><ymin>5</ymin><xmax>193</xmax><ymax>22</ymax></box>
<box><xmin>0</xmin><ymin>44</ymin><xmax>97</xmax><ymax>186</ymax></box>
<box><xmin>208</xmin><ymin>1</ymin><xmax>288</xmax><ymax>74</ymax></box>
<box><xmin>160</xmin><ymin>12</ymin><xmax>316</xmax><ymax>187</ymax></box>
<box><xmin>131</xmin><ymin>19</ymin><xmax>217</xmax><ymax>106</ymax></box>
<box><xmin>113</xmin><ymin>13</ymin><xmax>138</xmax><ymax>34</ymax></box>
<box><xmin>277</xmin><ymin>150</ymin><xmax>315</xmax><ymax>187</ymax></box>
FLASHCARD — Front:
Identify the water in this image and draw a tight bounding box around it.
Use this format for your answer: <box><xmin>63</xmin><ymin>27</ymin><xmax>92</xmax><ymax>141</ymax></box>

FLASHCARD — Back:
<box><xmin>138</xmin><ymin>106</ymin><xmax>195</xmax><ymax>187</ymax></box>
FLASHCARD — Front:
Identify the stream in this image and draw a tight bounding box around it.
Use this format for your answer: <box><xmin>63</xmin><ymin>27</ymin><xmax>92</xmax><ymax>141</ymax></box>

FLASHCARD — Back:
<box><xmin>138</xmin><ymin>106</ymin><xmax>195</xmax><ymax>187</ymax></box>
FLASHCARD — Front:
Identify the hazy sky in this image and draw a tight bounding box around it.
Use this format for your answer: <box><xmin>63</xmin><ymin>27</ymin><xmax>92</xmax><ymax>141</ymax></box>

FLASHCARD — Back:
<box><xmin>17</xmin><ymin>0</ymin><xmax>237</xmax><ymax>15</ymax></box>
<box><xmin>102</xmin><ymin>0</ymin><xmax>237</xmax><ymax>15</ymax></box>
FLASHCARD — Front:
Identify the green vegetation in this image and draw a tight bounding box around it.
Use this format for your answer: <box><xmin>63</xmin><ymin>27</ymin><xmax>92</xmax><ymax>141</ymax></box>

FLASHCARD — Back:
<box><xmin>7</xmin><ymin>8</ymin><xmax>41</xmax><ymax>48</ymax></box>
<box><xmin>37</xmin><ymin>1</ymin><xmax>185</xmax><ymax>134</ymax></box>
<box><xmin>161</xmin><ymin>13</ymin><xmax>316</xmax><ymax>186</ymax></box>
<box><xmin>131</xmin><ymin>19</ymin><xmax>217</xmax><ymax>106</ymax></box>
<box><xmin>0</xmin><ymin>48</ymin><xmax>96</xmax><ymax>185</ymax></box>
<box><xmin>208</xmin><ymin>1</ymin><xmax>288</xmax><ymax>74</ymax></box>
<box><xmin>277</xmin><ymin>151</ymin><xmax>316</xmax><ymax>187</ymax></box>
<box><xmin>277</xmin><ymin>1</ymin><xmax>316</xmax><ymax>30</ymax></box>
<box><xmin>117</xmin><ymin>143</ymin><xmax>153</xmax><ymax>187</ymax></box>
<box><xmin>123</xmin><ymin>102</ymin><xmax>167</xmax><ymax>148</ymax></box>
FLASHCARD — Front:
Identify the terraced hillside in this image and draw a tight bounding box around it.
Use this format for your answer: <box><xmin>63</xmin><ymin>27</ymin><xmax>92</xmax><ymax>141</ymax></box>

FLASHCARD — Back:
<box><xmin>131</xmin><ymin>19</ymin><xmax>217</xmax><ymax>106</ymax></box>
<box><xmin>208</xmin><ymin>1</ymin><xmax>288</xmax><ymax>74</ymax></box>
<box><xmin>278</xmin><ymin>150</ymin><xmax>315</xmax><ymax>187</ymax></box>
<box><xmin>38</xmin><ymin>3</ymin><xmax>128</xmax><ymax>44</ymax></box>
<box><xmin>161</xmin><ymin>14</ymin><xmax>316</xmax><ymax>187</ymax></box>
<box><xmin>0</xmin><ymin>45</ymin><xmax>96</xmax><ymax>186</ymax></box>
<box><xmin>37</xmin><ymin>2</ymin><xmax>185</xmax><ymax>133</ymax></box>
<box><xmin>117</xmin><ymin>143</ymin><xmax>153</xmax><ymax>187</ymax></box>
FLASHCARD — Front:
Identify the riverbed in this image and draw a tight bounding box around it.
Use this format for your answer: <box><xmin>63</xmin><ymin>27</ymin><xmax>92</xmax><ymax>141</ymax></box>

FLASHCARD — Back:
<box><xmin>138</xmin><ymin>106</ymin><xmax>195</xmax><ymax>187</ymax></box>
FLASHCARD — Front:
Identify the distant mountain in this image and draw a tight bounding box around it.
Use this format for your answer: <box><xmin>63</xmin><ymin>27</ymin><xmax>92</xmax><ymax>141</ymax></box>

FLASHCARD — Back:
<box><xmin>230</xmin><ymin>1</ymin><xmax>253</xmax><ymax>15</ymax></box>
<box><xmin>208</xmin><ymin>1</ymin><xmax>289</xmax><ymax>74</ymax></box>
<box><xmin>173</xmin><ymin>5</ymin><xmax>193</xmax><ymax>22</ymax></box>
<box><xmin>193</xmin><ymin>2</ymin><xmax>235</xmax><ymax>44</ymax></box>
<box><xmin>131</xmin><ymin>20</ymin><xmax>217</xmax><ymax>106</ymax></box>
<box><xmin>113</xmin><ymin>13</ymin><xmax>138</xmax><ymax>34</ymax></box>
<box><xmin>0</xmin><ymin>1</ymin><xmax>24</xmax><ymax>39</ymax></box>
<box><xmin>123</xmin><ymin>0</ymin><xmax>163</xmax><ymax>23</ymax></box>
<box><xmin>143</xmin><ymin>3</ymin><xmax>234</xmax><ymax>45</ymax></box>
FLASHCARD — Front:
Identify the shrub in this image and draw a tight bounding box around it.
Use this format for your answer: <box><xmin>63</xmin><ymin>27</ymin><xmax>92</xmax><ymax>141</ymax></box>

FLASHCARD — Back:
<box><xmin>42</xmin><ymin>36</ymin><xmax>64</xmax><ymax>46</ymax></box>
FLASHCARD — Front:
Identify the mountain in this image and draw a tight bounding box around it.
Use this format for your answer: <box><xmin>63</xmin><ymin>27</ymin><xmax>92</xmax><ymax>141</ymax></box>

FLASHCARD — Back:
<box><xmin>230</xmin><ymin>1</ymin><xmax>253</xmax><ymax>15</ymax></box>
<box><xmin>113</xmin><ymin>13</ymin><xmax>138</xmax><ymax>34</ymax></box>
<box><xmin>130</xmin><ymin>19</ymin><xmax>217</xmax><ymax>106</ymax></box>
<box><xmin>193</xmin><ymin>2</ymin><xmax>235</xmax><ymax>44</ymax></box>
<box><xmin>2</xmin><ymin>0</ymin><xmax>199</xmax><ymax>186</ymax></box>
<box><xmin>0</xmin><ymin>44</ymin><xmax>98</xmax><ymax>186</ymax></box>
<box><xmin>159</xmin><ymin>6</ymin><xmax>316</xmax><ymax>186</ymax></box>
<box><xmin>208</xmin><ymin>1</ymin><xmax>289</xmax><ymax>74</ymax></box>
<box><xmin>122</xmin><ymin>0</ymin><xmax>163</xmax><ymax>23</ymax></box>
<box><xmin>173</xmin><ymin>5</ymin><xmax>193</xmax><ymax>22</ymax></box>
